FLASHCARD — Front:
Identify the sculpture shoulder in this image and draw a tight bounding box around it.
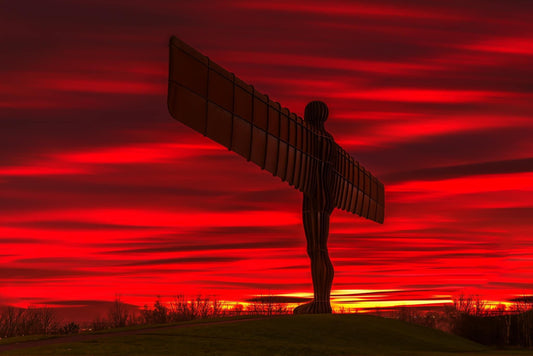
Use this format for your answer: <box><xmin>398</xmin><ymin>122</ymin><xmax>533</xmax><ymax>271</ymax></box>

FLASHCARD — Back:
<box><xmin>317</xmin><ymin>129</ymin><xmax>335</xmax><ymax>142</ymax></box>
<box><xmin>322</xmin><ymin>130</ymin><xmax>337</xmax><ymax>149</ymax></box>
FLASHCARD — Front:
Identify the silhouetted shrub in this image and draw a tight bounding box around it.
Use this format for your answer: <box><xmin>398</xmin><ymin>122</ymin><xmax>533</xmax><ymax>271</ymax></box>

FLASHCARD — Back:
<box><xmin>90</xmin><ymin>316</ymin><xmax>109</xmax><ymax>331</ymax></box>
<box><xmin>151</xmin><ymin>298</ymin><xmax>168</xmax><ymax>324</ymax></box>
<box><xmin>60</xmin><ymin>322</ymin><xmax>80</xmax><ymax>335</ymax></box>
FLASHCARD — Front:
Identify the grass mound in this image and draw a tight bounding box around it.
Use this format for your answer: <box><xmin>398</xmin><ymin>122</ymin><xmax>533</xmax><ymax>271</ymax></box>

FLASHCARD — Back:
<box><xmin>3</xmin><ymin>314</ymin><xmax>528</xmax><ymax>355</ymax></box>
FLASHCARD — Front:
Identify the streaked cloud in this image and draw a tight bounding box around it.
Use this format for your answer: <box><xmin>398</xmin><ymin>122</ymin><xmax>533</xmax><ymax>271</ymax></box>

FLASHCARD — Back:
<box><xmin>462</xmin><ymin>37</ymin><xmax>533</xmax><ymax>55</ymax></box>
<box><xmin>1</xmin><ymin>0</ymin><xmax>532</xmax><ymax>311</ymax></box>
<box><xmin>233</xmin><ymin>1</ymin><xmax>463</xmax><ymax>20</ymax></box>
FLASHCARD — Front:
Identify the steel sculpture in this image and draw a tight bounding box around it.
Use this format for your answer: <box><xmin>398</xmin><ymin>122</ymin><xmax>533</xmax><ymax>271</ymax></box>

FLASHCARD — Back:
<box><xmin>167</xmin><ymin>36</ymin><xmax>385</xmax><ymax>313</ymax></box>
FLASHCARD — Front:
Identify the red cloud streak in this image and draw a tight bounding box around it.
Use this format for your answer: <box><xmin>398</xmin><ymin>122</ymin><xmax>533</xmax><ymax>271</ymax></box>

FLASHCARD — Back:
<box><xmin>1</xmin><ymin>0</ymin><xmax>532</xmax><ymax>313</ymax></box>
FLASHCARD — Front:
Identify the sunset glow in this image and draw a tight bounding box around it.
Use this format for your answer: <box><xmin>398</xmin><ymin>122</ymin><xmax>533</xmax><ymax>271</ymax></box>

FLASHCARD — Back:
<box><xmin>1</xmin><ymin>0</ymin><xmax>532</xmax><ymax>316</ymax></box>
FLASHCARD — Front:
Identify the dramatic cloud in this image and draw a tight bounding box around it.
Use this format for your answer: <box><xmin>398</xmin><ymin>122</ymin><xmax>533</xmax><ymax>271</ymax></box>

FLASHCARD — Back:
<box><xmin>1</xmin><ymin>0</ymin><xmax>532</xmax><ymax>311</ymax></box>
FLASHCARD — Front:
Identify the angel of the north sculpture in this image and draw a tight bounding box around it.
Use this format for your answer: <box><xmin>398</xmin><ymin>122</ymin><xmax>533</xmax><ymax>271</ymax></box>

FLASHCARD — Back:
<box><xmin>167</xmin><ymin>36</ymin><xmax>385</xmax><ymax>314</ymax></box>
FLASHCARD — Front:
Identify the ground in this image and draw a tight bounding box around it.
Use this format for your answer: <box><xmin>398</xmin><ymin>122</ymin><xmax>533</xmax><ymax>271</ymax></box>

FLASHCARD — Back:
<box><xmin>2</xmin><ymin>314</ymin><xmax>533</xmax><ymax>356</ymax></box>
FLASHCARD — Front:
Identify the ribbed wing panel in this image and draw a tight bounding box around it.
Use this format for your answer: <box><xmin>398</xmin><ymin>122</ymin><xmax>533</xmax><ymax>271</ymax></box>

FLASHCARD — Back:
<box><xmin>168</xmin><ymin>36</ymin><xmax>320</xmax><ymax>193</ymax></box>
<box><xmin>332</xmin><ymin>145</ymin><xmax>385</xmax><ymax>223</ymax></box>
<box><xmin>168</xmin><ymin>36</ymin><xmax>384</xmax><ymax>223</ymax></box>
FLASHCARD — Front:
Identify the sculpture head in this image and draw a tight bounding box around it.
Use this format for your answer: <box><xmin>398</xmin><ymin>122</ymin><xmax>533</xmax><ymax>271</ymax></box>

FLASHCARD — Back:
<box><xmin>304</xmin><ymin>101</ymin><xmax>329</xmax><ymax>128</ymax></box>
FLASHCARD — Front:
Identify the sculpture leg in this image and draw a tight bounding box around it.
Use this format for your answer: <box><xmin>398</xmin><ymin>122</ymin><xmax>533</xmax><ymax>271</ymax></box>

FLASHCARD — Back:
<box><xmin>294</xmin><ymin>203</ymin><xmax>334</xmax><ymax>314</ymax></box>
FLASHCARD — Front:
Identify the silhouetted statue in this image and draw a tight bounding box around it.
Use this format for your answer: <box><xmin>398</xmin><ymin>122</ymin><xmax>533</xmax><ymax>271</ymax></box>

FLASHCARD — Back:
<box><xmin>167</xmin><ymin>36</ymin><xmax>385</xmax><ymax>313</ymax></box>
<box><xmin>294</xmin><ymin>101</ymin><xmax>335</xmax><ymax>313</ymax></box>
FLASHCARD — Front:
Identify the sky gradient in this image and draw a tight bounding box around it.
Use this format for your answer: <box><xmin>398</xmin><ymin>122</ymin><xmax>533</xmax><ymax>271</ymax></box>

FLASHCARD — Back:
<box><xmin>1</xmin><ymin>0</ymin><xmax>533</xmax><ymax>312</ymax></box>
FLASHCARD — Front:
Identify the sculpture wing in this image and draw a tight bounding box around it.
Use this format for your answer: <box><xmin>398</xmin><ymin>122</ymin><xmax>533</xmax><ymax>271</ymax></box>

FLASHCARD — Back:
<box><xmin>168</xmin><ymin>36</ymin><xmax>384</xmax><ymax>224</ymax></box>
<box><xmin>168</xmin><ymin>36</ymin><xmax>321</xmax><ymax>193</ymax></box>
<box><xmin>331</xmin><ymin>144</ymin><xmax>385</xmax><ymax>223</ymax></box>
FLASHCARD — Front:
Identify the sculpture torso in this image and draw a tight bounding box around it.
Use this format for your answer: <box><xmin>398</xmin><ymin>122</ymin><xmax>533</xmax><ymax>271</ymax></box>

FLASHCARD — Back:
<box><xmin>304</xmin><ymin>129</ymin><xmax>336</xmax><ymax>215</ymax></box>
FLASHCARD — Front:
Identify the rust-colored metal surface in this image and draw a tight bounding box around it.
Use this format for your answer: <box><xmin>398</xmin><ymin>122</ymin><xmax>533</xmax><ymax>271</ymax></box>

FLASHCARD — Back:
<box><xmin>168</xmin><ymin>36</ymin><xmax>385</xmax><ymax>313</ymax></box>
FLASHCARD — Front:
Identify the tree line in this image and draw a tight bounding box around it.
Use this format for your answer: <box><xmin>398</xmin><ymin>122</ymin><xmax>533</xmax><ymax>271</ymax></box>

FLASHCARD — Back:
<box><xmin>396</xmin><ymin>294</ymin><xmax>533</xmax><ymax>347</ymax></box>
<box><xmin>0</xmin><ymin>305</ymin><xmax>78</xmax><ymax>338</ymax></box>
<box><xmin>92</xmin><ymin>294</ymin><xmax>290</xmax><ymax>330</ymax></box>
<box><xmin>1</xmin><ymin>294</ymin><xmax>290</xmax><ymax>338</ymax></box>
<box><xmin>4</xmin><ymin>293</ymin><xmax>533</xmax><ymax>347</ymax></box>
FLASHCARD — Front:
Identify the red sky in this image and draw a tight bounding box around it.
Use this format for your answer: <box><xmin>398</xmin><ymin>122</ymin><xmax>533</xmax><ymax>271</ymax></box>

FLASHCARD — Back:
<box><xmin>1</xmin><ymin>0</ymin><xmax>533</xmax><ymax>312</ymax></box>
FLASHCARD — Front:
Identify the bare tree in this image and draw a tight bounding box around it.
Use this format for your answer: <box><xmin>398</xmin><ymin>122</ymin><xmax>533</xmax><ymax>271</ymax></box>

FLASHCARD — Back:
<box><xmin>473</xmin><ymin>295</ymin><xmax>487</xmax><ymax>317</ymax></box>
<box><xmin>0</xmin><ymin>307</ymin><xmax>24</xmax><ymax>337</ymax></box>
<box><xmin>108</xmin><ymin>295</ymin><xmax>129</xmax><ymax>328</ymax></box>
<box><xmin>169</xmin><ymin>295</ymin><xmax>192</xmax><ymax>321</ymax></box>
<box><xmin>195</xmin><ymin>296</ymin><xmax>211</xmax><ymax>319</ymax></box>
<box><xmin>211</xmin><ymin>297</ymin><xmax>224</xmax><ymax>318</ymax></box>
<box><xmin>38</xmin><ymin>306</ymin><xmax>57</xmax><ymax>335</ymax></box>
<box><xmin>0</xmin><ymin>306</ymin><xmax>57</xmax><ymax>337</ymax></box>
<box><xmin>453</xmin><ymin>293</ymin><xmax>474</xmax><ymax>315</ymax></box>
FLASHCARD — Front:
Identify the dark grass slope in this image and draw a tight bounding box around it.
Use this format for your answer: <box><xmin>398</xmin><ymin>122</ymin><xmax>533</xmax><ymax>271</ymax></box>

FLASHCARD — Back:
<box><xmin>3</xmin><ymin>314</ymin><xmax>532</xmax><ymax>356</ymax></box>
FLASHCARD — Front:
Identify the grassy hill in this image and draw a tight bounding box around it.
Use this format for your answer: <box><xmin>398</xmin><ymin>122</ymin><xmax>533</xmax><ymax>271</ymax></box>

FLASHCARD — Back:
<box><xmin>2</xmin><ymin>314</ymin><xmax>533</xmax><ymax>355</ymax></box>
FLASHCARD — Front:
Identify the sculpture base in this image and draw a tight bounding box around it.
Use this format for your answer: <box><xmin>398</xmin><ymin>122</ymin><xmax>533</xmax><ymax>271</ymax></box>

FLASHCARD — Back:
<box><xmin>293</xmin><ymin>300</ymin><xmax>332</xmax><ymax>314</ymax></box>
